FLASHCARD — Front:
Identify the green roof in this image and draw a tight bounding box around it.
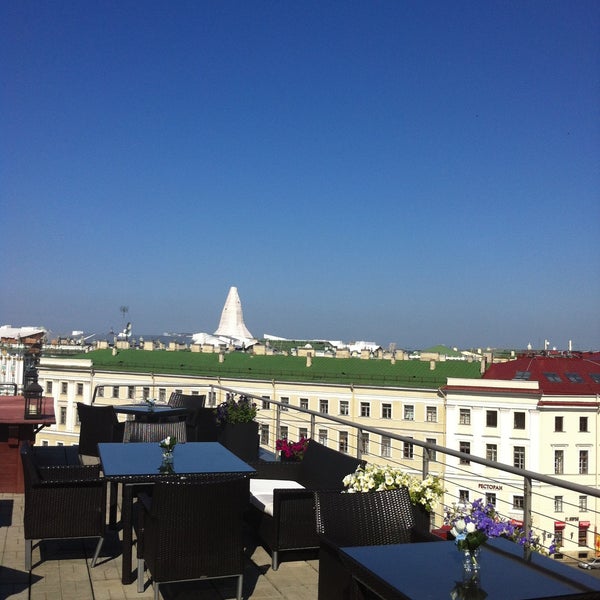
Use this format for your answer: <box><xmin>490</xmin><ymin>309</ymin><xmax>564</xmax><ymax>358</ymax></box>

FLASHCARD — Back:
<box><xmin>421</xmin><ymin>345</ymin><xmax>464</xmax><ymax>357</ymax></box>
<box><xmin>65</xmin><ymin>349</ymin><xmax>481</xmax><ymax>388</ymax></box>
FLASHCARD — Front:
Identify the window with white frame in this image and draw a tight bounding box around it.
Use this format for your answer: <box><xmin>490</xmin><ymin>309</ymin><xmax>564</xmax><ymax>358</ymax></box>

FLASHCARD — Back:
<box><xmin>339</xmin><ymin>431</ymin><xmax>348</xmax><ymax>454</ymax></box>
<box><xmin>159</xmin><ymin>388</ymin><xmax>166</xmax><ymax>402</ymax></box>
<box><xmin>59</xmin><ymin>406</ymin><xmax>67</xmax><ymax>425</ymax></box>
<box><xmin>403</xmin><ymin>439</ymin><xmax>414</xmax><ymax>459</ymax></box>
<box><xmin>381</xmin><ymin>403</ymin><xmax>392</xmax><ymax>419</ymax></box>
<box><xmin>580</xmin><ymin>417</ymin><xmax>588</xmax><ymax>432</ymax></box>
<box><xmin>360</xmin><ymin>432</ymin><xmax>369</xmax><ymax>455</ymax></box>
<box><xmin>485</xmin><ymin>493</ymin><xmax>496</xmax><ymax>507</ymax></box>
<box><xmin>113</xmin><ymin>386</ymin><xmax>119</xmax><ymax>398</ymax></box>
<box><xmin>554</xmin><ymin>496</ymin><xmax>563</xmax><ymax>512</ymax></box>
<box><xmin>459</xmin><ymin>441</ymin><xmax>471</xmax><ymax>464</ymax></box>
<box><xmin>46</xmin><ymin>381</ymin><xmax>53</xmax><ymax>394</ymax></box>
<box><xmin>76</xmin><ymin>383</ymin><xmax>84</xmax><ymax>396</ymax></box>
<box><xmin>459</xmin><ymin>489</ymin><xmax>469</xmax><ymax>503</ymax></box>
<box><xmin>261</xmin><ymin>395</ymin><xmax>270</xmax><ymax>409</ymax></box>
<box><xmin>579</xmin><ymin>450</ymin><xmax>589</xmax><ymax>474</ymax></box>
<box><xmin>554</xmin><ymin>450</ymin><xmax>564</xmax><ymax>474</ymax></box>
<box><xmin>318</xmin><ymin>429</ymin><xmax>328</xmax><ymax>445</ymax></box>
<box><xmin>128</xmin><ymin>386</ymin><xmax>135</xmax><ymax>400</ymax></box>
<box><xmin>260</xmin><ymin>424</ymin><xmax>269</xmax><ymax>445</ymax></box>
<box><xmin>300</xmin><ymin>398</ymin><xmax>308</xmax><ymax>410</ymax></box>
<box><xmin>360</xmin><ymin>402</ymin><xmax>370</xmax><ymax>418</ymax></box>
<box><xmin>513</xmin><ymin>496</ymin><xmax>524</xmax><ymax>510</ymax></box>
<box><xmin>403</xmin><ymin>405</ymin><xmax>414</xmax><ymax>421</ymax></box>
<box><xmin>426</xmin><ymin>438</ymin><xmax>437</xmax><ymax>461</ymax></box>
<box><xmin>299</xmin><ymin>427</ymin><xmax>308</xmax><ymax>440</ymax></box>
<box><xmin>579</xmin><ymin>495</ymin><xmax>588</xmax><ymax>512</ymax></box>
<box><xmin>339</xmin><ymin>400</ymin><xmax>349</xmax><ymax>416</ymax></box>
<box><xmin>459</xmin><ymin>409</ymin><xmax>471</xmax><ymax>425</ymax></box>
<box><xmin>513</xmin><ymin>446</ymin><xmax>525</xmax><ymax>469</ymax></box>
<box><xmin>280</xmin><ymin>396</ymin><xmax>289</xmax><ymax>411</ymax></box>
<box><xmin>381</xmin><ymin>436</ymin><xmax>391</xmax><ymax>458</ymax></box>
<box><xmin>319</xmin><ymin>399</ymin><xmax>329</xmax><ymax>414</ymax></box>
<box><xmin>486</xmin><ymin>444</ymin><xmax>497</xmax><ymax>462</ymax></box>
<box><xmin>514</xmin><ymin>412</ymin><xmax>525</xmax><ymax>429</ymax></box>
<box><xmin>486</xmin><ymin>410</ymin><xmax>498</xmax><ymax>427</ymax></box>
<box><xmin>61</xmin><ymin>382</ymin><xmax>68</xmax><ymax>394</ymax></box>
<box><xmin>279</xmin><ymin>426</ymin><xmax>288</xmax><ymax>440</ymax></box>
<box><xmin>426</xmin><ymin>406</ymin><xmax>437</xmax><ymax>422</ymax></box>
<box><xmin>97</xmin><ymin>386</ymin><xmax>104</xmax><ymax>398</ymax></box>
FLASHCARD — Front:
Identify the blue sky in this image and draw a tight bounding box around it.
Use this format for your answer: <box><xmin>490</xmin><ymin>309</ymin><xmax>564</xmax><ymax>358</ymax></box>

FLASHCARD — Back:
<box><xmin>2</xmin><ymin>1</ymin><xmax>599</xmax><ymax>350</ymax></box>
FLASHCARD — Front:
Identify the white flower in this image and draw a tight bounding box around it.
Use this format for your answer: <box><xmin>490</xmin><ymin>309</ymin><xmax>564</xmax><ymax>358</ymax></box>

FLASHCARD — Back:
<box><xmin>466</xmin><ymin>522</ymin><xmax>476</xmax><ymax>534</ymax></box>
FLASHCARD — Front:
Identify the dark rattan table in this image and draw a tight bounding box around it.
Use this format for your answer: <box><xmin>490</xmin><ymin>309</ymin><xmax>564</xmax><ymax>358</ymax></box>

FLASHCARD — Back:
<box><xmin>98</xmin><ymin>442</ymin><xmax>255</xmax><ymax>584</ymax></box>
<box><xmin>339</xmin><ymin>537</ymin><xmax>600</xmax><ymax>599</ymax></box>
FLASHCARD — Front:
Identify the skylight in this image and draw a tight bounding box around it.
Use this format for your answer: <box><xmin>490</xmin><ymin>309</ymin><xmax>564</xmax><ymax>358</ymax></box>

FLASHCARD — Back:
<box><xmin>543</xmin><ymin>372</ymin><xmax>562</xmax><ymax>383</ymax></box>
<box><xmin>590</xmin><ymin>374</ymin><xmax>600</xmax><ymax>384</ymax></box>
<box><xmin>565</xmin><ymin>372</ymin><xmax>584</xmax><ymax>383</ymax></box>
<box><xmin>514</xmin><ymin>371</ymin><xmax>531</xmax><ymax>380</ymax></box>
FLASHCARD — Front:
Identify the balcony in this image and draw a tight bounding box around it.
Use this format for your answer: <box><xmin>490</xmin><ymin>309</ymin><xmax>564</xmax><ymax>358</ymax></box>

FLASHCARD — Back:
<box><xmin>2</xmin><ymin>381</ymin><xmax>599</xmax><ymax>598</ymax></box>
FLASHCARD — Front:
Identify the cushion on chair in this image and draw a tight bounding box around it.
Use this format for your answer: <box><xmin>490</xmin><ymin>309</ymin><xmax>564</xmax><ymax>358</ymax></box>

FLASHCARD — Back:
<box><xmin>249</xmin><ymin>479</ymin><xmax>305</xmax><ymax>516</ymax></box>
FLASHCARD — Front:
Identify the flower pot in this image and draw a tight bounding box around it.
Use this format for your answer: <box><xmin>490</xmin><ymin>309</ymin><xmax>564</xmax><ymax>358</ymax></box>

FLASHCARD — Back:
<box><xmin>218</xmin><ymin>421</ymin><xmax>259</xmax><ymax>462</ymax></box>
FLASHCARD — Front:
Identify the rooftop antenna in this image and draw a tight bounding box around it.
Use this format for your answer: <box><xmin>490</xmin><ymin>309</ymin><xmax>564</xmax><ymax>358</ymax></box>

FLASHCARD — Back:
<box><xmin>120</xmin><ymin>305</ymin><xmax>129</xmax><ymax>325</ymax></box>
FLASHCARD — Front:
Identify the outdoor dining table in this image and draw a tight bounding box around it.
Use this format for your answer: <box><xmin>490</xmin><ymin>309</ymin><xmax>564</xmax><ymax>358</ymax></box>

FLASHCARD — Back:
<box><xmin>339</xmin><ymin>537</ymin><xmax>600</xmax><ymax>599</ymax></box>
<box><xmin>113</xmin><ymin>403</ymin><xmax>188</xmax><ymax>421</ymax></box>
<box><xmin>98</xmin><ymin>441</ymin><xmax>256</xmax><ymax>585</ymax></box>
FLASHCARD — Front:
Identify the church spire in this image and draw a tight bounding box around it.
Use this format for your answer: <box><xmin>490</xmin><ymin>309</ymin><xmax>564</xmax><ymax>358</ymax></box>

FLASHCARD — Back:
<box><xmin>214</xmin><ymin>286</ymin><xmax>253</xmax><ymax>340</ymax></box>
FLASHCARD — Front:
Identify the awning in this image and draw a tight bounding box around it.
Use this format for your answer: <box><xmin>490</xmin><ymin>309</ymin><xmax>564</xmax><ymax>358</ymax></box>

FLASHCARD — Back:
<box><xmin>580</xmin><ymin>521</ymin><xmax>591</xmax><ymax>528</ymax></box>
<box><xmin>554</xmin><ymin>521</ymin><xmax>566</xmax><ymax>530</ymax></box>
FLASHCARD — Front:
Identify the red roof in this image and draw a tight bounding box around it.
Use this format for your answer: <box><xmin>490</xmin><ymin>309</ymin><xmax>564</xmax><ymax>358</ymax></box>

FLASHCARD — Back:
<box><xmin>483</xmin><ymin>352</ymin><xmax>600</xmax><ymax>396</ymax></box>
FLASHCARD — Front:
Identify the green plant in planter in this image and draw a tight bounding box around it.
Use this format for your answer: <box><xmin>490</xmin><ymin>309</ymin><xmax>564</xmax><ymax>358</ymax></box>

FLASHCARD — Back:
<box><xmin>215</xmin><ymin>394</ymin><xmax>257</xmax><ymax>424</ymax></box>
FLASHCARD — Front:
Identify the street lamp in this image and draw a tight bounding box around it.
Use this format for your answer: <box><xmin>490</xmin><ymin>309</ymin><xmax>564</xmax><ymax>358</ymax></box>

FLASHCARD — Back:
<box><xmin>24</xmin><ymin>379</ymin><xmax>44</xmax><ymax>419</ymax></box>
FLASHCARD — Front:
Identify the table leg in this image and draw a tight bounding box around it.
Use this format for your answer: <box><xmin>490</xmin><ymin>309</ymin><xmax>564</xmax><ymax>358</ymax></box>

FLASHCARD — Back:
<box><xmin>121</xmin><ymin>484</ymin><xmax>135</xmax><ymax>585</ymax></box>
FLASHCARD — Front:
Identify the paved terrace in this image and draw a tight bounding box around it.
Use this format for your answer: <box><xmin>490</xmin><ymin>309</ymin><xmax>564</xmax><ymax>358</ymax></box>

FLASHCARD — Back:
<box><xmin>0</xmin><ymin>492</ymin><xmax>318</xmax><ymax>600</ymax></box>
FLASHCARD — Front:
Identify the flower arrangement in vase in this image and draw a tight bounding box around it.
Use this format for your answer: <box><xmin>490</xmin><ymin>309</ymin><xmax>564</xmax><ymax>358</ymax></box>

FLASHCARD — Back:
<box><xmin>276</xmin><ymin>437</ymin><xmax>309</xmax><ymax>461</ymax></box>
<box><xmin>159</xmin><ymin>435</ymin><xmax>177</xmax><ymax>461</ymax></box>
<box><xmin>145</xmin><ymin>398</ymin><xmax>157</xmax><ymax>411</ymax></box>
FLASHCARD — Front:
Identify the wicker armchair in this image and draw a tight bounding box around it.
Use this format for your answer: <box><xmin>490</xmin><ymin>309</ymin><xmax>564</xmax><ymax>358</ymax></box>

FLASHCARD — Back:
<box><xmin>167</xmin><ymin>393</ymin><xmax>207</xmax><ymax>441</ymax></box>
<box><xmin>314</xmin><ymin>487</ymin><xmax>441</xmax><ymax>600</ymax></box>
<box><xmin>20</xmin><ymin>442</ymin><xmax>107</xmax><ymax>571</ymax></box>
<box><xmin>135</xmin><ymin>475</ymin><xmax>249</xmax><ymax>600</ymax></box>
<box><xmin>246</xmin><ymin>440</ymin><xmax>365</xmax><ymax>570</ymax></box>
<box><xmin>76</xmin><ymin>402</ymin><xmax>125</xmax><ymax>458</ymax></box>
<box><xmin>123</xmin><ymin>418</ymin><xmax>187</xmax><ymax>443</ymax></box>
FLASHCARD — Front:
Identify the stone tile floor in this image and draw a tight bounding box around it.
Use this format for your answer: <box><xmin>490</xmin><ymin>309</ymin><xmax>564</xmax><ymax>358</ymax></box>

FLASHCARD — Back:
<box><xmin>0</xmin><ymin>493</ymin><xmax>319</xmax><ymax>600</ymax></box>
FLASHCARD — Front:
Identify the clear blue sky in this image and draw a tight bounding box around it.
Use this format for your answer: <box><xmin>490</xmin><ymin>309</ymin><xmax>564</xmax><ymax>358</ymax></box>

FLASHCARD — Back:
<box><xmin>2</xmin><ymin>1</ymin><xmax>599</xmax><ymax>350</ymax></box>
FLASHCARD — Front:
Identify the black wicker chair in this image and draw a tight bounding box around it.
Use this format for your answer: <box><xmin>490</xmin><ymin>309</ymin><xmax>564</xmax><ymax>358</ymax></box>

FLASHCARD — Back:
<box><xmin>167</xmin><ymin>393</ymin><xmax>207</xmax><ymax>441</ymax></box>
<box><xmin>76</xmin><ymin>402</ymin><xmax>125</xmax><ymax>458</ymax></box>
<box><xmin>135</xmin><ymin>475</ymin><xmax>249</xmax><ymax>600</ymax></box>
<box><xmin>246</xmin><ymin>440</ymin><xmax>365</xmax><ymax>570</ymax></box>
<box><xmin>123</xmin><ymin>418</ymin><xmax>187</xmax><ymax>443</ymax></box>
<box><xmin>20</xmin><ymin>442</ymin><xmax>107</xmax><ymax>571</ymax></box>
<box><xmin>314</xmin><ymin>487</ymin><xmax>442</xmax><ymax>600</ymax></box>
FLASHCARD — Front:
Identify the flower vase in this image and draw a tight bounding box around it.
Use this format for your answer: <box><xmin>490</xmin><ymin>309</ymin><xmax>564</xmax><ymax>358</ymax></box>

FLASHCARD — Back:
<box><xmin>462</xmin><ymin>548</ymin><xmax>481</xmax><ymax>580</ymax></box>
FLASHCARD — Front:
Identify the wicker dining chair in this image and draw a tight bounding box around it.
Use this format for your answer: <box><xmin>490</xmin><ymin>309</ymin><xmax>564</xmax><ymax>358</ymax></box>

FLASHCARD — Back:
<box><xmin>314</xmin><ymin>487</ymin><xmax>441</xmax><ymax>600</ymax></box>
<box><xmin>76</xmin><ymin>402</ymin><xmax>125</xmax><ymax>459</ymax></box>
<box><xmin>122</xmin><ymin>418</ymin><xmax>187</xmax><ymax>443</ymax></box>
<box><xmin>135</xmin><ymin>474</ymin><xmax>249</xmax><ymax>600</ymax></box>
<box><xmin>167</xmin><ymin>393</ymin><xmax>207</xmax><ymax>441</ymax></box>
<box><xmin>20</xmin><ymin>442</ymin><xmax>107</xmax><ymax>571</ymax></box>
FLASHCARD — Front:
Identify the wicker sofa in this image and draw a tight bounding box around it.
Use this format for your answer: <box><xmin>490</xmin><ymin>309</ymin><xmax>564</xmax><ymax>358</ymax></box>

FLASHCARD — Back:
<box><xmin>246</xmin><ymin>440</ymin><xmax>365</xmax><ymax>570</ymax></box>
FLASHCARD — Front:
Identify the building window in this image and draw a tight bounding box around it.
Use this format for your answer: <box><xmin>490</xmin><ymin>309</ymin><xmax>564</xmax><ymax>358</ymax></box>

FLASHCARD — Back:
<box><xmin>459</xmin><ymin>441</ymin><xmax>471</xmax><ymax>465</ymax></box>
<box><xmin>339</xmin><ymin>400</ymin><xmax>349</xmax><ymax>416</ymax></box>
<box><xmin>580</xmin><ymin>417</ymin><xmax>588</xmax><ymax>432</ymax></box>
<box><xmin>459</xmin><ymin>409</ymin><xmax>471</xmax><ymax>425</ymax></box>
<box><xmin>403</xmin><ymin>405</ymin><xmax>414</xmax><ymax>421</ymax></box>
<box><xmin>513</xmin><ymin>496</ymin><xmax>524</xmax><ymax>510</ymax></box>
<box><xmin>485</xmin><ymin>493</ymin><xmax>496</xmax><ymax>507</ymax></box>
<box><xmin>554</xmin><ymin>527</ymin><xmax>563</xmax><ymax>547</ymax></box>
<box><xmin>318</xmin><ymin>429</ymin><xmax>327</xmax><ymax>445</ymax></box>
<box><xmin>514</xmin><ymin>412</ymin><xmax>525</xmax><ymax>429</ymax></box>
<box><xmin>486</xmin><ymin>410</ymin><xmax>497</xmax><ymax>427</ymax></box>
<box><xmin>544</xmin><ymin>372</ymin><xmax>562</xmax><ymax>382</ymax></box>
<box><xmin>579</xmin><ymin>526</ymin><xmax>588</xmax><ymax>547</ymax></box>
<box><xmin>299</xmin><ymin>427</ymin><xmax>308</xmax><ymax>440</ymax></box>
<box><xmin>554</xmin><ymin>496</ymin><xmax>563</xmax><ymax>512</ymax></box>
<box><xmin>579</xmin><ymin>496</ymin><xmax>588</xmax><ymax>512</ymax></box>
<box><xmin>360</xmin><ymin>432</ymin><xmax>369</xmax><ymax>455</ymax></box>
<box><xmin>319</xmin><ymin>399</ymin><xmax>329</xmax><ymax>414</ymax></box>
<box><xmin>514</xmin><ymin>446</ymin><xmax>525</xmax><ymax>469</ymax></box>
<box><xmin>403</xmin><ymin>439</ymin><xmax>414</xmax><ymax>459</ymax></box>
<box><xmin>260</xmin><ymin>424</ymin><xmax>269</xmax><ymax>445</ymax></box>
<box><xmin>579</xmin><ymin>450</ymin><xmax>589</xmax><ymax>474</ymax></box>
<box><xmin>382</xmin><ymin>403</ymin><xmax>392</xmax><ymax>419</ymax></box>
<box><xmin>459</xmin><ymin>490</ymin><xmax>469</xmax><ymax>503</ymax></box>
<box><xmin>514</xmin><ymin>371</ymin><xmax>530</xmax><ymax>380</ymax></box>
<box><xmin>426</xmin><ymin>438</ymin><xmax>437</xmax><ymax>461</ymax></box>
<box><xmin>46</xmin><ymin>381</ymin><xmax>53</xmax><ymax>394</ymax></box>
<box><xmin>279</xmin><ymin>426</ymin><xmax>288</xmax><ymax>440</ymax></box>
<box><xmin>381</xmin><ymin>436</ymin><xmax>391</xmax><ymax>458</ymax></box>
<box><xmin>339</xmin><ymin>431</ymin><xmax>349</xmax><ymax>454</ymax></box>
<box><xmin>300</xmin><ymin>398</ymin><xmax>308</xmax><ymax>410</ymax></box>
<box><xmin>261</xmin><ymin>396</ymin><xmax>270</xmax><ymax>409</ymax></box>
<box><xmin>41</xmin><ymin>440</ymin><xmax>49</xmax><ymax>446</ymax></box>
<box><xmin>128</xmin><ymin>386</ymin><xmax>135</xmax><ymax>400</ymax></box>
<box><xmin>566</xmin><ymin>372</ymin><xmax>584</xmax><ymax>383</ymax></box>
<box><xmin>76</xmin><ymin>383</ymin><xmax>83</xmax><ymax>395</ymax></box>
<box><xmin>113</xmin><ymin>386</ymin><xmax>119</xmax><ymax>398</ymax></box>
<box><xmin>61</xmin><ymin>382</ymin><xmax>68</xmax><ymax>394</ymax></box>
<box><xmin>360</xmin><ymin>402</ymin><xmax>370</xmax><ymax>418</ymax></box>
<box><xmin>426</xmin><ymin>406</ymin><xmax>437</xmax><ymax>422</ymax></box>
<box><xmin>486</xmin><ymin>444</ymin><xmax>497</xmax><ymax>462</ymax></box>
<box><xmin>159</xmin><ymin>388</ymin><xmax>166</xmax><ymax>402</ymax></box>
<box><xmin>555</xmin><ymin>416</ymin><xmax>563</xmax><ymax>432</ymax></box>
<box><xmin>280</xmin><ymin>396</ymin><xmax>289</xmax><ymax>411</ymax></box>
<box><xmin>554</xmin><ymin>450</ymin><xmax>564</xmax><ymax>474</ymax></box>
<box><xmin>59</xmin><ymin>406</ymin><xmax>67</xmax><ymax>425</ymax></box>
<box><xmin>97</xmin><ymin>386</ymin><xmax>104</xmax><ymax>398</ymax></box>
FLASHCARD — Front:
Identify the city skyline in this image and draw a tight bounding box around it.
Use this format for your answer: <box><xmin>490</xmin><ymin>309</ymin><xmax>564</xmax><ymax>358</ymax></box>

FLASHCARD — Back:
<box><xmin>2</xmin><ymin>1</ymin><xmax>599</xmax><ymax>350</ymax></box>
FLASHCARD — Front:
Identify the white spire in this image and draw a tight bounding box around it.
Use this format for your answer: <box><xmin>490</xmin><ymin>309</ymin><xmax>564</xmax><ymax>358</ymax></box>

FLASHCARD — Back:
<box><xmin>214</xmin><ymin>286</ymin><xmax>253</xmax><ymax>340</ymax></box>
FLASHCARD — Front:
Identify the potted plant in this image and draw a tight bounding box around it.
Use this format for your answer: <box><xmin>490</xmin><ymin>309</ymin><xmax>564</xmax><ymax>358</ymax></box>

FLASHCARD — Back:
<box><xmin>215</xmin><ymin>394</ymin><xmax>259</xmax><ymax>462</ymax></box>
<box><xmin>276</xmin><ymin>437</ymin><xmax>309</xmax><ymax>461</ymax></box>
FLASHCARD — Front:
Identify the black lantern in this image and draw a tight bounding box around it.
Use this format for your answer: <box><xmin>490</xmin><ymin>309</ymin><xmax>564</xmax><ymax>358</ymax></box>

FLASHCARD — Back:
<box><xmin>24</xmin><ymin>379</ymin><xmax>44</xmax><ymax>419</ymax></box>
